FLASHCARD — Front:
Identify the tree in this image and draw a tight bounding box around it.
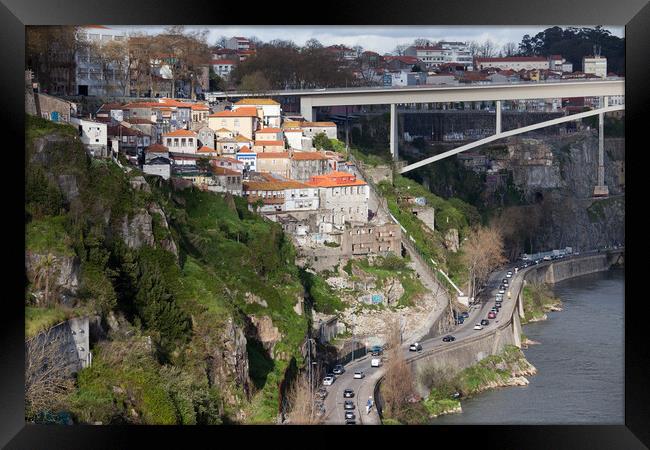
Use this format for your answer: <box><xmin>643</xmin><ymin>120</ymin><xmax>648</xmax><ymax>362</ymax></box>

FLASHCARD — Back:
<box><xmin>25</xmin><ymin>329</ymin><xmax>76</xmax><ymax>420</ymax></box>
<box><xmin>312</xmin><ymin>132</ymin><xmax>333</xmax><ymax>151</ymax></box>
<box><xmin>393</xmin><ymin>44</ymin><xmax>409</xmax><ymax>56</ymax></box>
<box><xmin>196</xmin><ymin>156</ymin><xmax>212</xmax><ymax>173</ymax></box>
<box><xmin>33</xmin><ymin>253</ymin><xmax>58</xmax><ymax>307</ymax></box>
<box><xmin>382</xmin><ymin>318</ymin><xmax>415</xmax><ymax>419</ymax></box>
<box><xmin>414</xmin><ymin>38</ymin><xmax>433</xmax><ymax>47</ymax></box>
<box><xmin>478</xmin><ymin>39</ymin><xmax>497</xmax><ymax>57</ymax></box>
<box><xmin>304</xmin><ymin>38</ymin><xmax>323</xmax><ymax>49</ymax></box>
<box><xmin>286</xmin><ymin>372</ymin><xmax>321</xmax><ymax>424</ymax></box>
<box><xmin>461</xmin><ymin>226</ymin><xmax>507</xmax><ymax>301</ymax></box>
<box><xmin>239</xmin><ymin>71</ymin><xmax>272</xmax><ymax>93</ymax></box>
<box><xmin>502</xmin><ymin>41</ymin><xmax>519</xmax><ymax>57</ymax></box>
<box><xmin>95</xmin><ymin>39</ymin><xmax>130</xmax><ymax>96</ymax></box>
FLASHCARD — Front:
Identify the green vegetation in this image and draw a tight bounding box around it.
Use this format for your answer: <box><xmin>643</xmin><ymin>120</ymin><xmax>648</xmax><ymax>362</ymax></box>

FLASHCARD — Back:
<box><xmin>521</xmin><ymin>282</ymin><xmax>562</xmax><ymax>324</ymax></box>
<box><xmin>587</xmin><ymin>197</ymin><xmax>623</xmax><ymax>223</ymax></box>
<box><xmin>25</xmin><ymin>117</ymin><xmax>311</xmax><ymax>424</ymax></box>
<box><xmin>300</xmin><ymin>269</ymin><xmax>345</xmax><ymax>314</ymax></box>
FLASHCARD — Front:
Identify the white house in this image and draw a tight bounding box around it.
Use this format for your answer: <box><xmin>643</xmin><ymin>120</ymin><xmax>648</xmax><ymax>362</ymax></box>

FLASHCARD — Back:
<box><xmin>70</xmin><ymin>117</ymin><xmax>108</xmax><ymax>157</ymax></box>
<box><xmin>236</xmin><ymin>146</ymin><xmax>257</xmax><ymax>172</ymax></box>
<box><xmin>232</xmin><ymin>98</ymin><xmax>282</xmax><ymax>128</ymax></box>
<box><xmin>212</xmin><ymin>59</ymin><xmax>236</xmax><ymax>79</ymax></box>
<box><xmin>583</xmin><ymin>55</ymin><xmax>607</xmax><ymax>78</ymax></box>
<box><xmin>306</xmin><ymin>171</ymin><xmax>369</xmax><ymax>225</ymax></box>
<box><xmin>75</xmin><ymin>25</ymin><xmax>127</xmax><ymax>96</ymax></box>
<box><xmin>162</xmin><ymin>129</ymin><xmax>199</xmax><ymax>154</ymax></box>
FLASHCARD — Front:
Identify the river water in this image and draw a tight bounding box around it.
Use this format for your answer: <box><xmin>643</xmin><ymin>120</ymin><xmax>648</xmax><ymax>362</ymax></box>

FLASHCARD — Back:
<box><xmin>432</xmin><ymin>268</ymin><xmax>624</xmax><ymax>425</ymax></box>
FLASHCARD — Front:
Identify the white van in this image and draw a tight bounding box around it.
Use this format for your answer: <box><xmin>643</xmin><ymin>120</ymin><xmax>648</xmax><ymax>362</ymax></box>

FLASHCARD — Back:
<box><xmin>371</xmin><ymin>358</ymin><xmax>382</xmax><ymax>367</ymax></box>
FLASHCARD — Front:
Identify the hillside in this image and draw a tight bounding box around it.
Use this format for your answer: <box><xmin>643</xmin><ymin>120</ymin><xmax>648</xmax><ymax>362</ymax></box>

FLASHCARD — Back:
<box><xmin>25</xmin><ymin>116</ymin><xmax>311</xmax><ymax>424</ymax></box>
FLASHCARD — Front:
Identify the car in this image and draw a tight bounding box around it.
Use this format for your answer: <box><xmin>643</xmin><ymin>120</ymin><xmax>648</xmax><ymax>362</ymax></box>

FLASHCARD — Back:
<box><xmin>323</xmin><ymin>376</ymin><xmax>335</xmax><ymax>386</ymax></box>
<box><xmin>502</xmin><ymin>280</ymin><xmax>509</xmax><ymax>286</ymax></box>
<box><xmin>506</xmin><ymin>271</ymin><xmax>513</xmax><ymax>278</ymax></box>
<box><xmin>345</xmin><ymin>420</ymin><xmax>356</xmax><ymax>425</ymax></box>
<box><xmin>370</xmin><ymin>345</ymin><xmax>383</xmax><ymax>356</ymax></box>
<box><xmin>343</xmin><ymin>389</ymin><xmax>355</xmax><ymax>398</ymax></box>
<box><xmin>345</xmin><ymin>411</ymin><xmax>356</xmax><ymax>420</ymax></box>
<box><xmin>409</xmin><ymin>343</ymin><xmax>423</xmax><ymax>352</ymax></box>
<box><xmin>344</xmin><ymin>400</ymin><xmax>355</xmax><ymax>410</ymax></box>
<box><xmin>498</xmin><ymin>288</ymin><xmax>505</xmax><ymax>294</ymax></box>
<box><xmin>481</xmin><ymin>319</ymin><xmax>490</xmax><ymax>326</ymax></box>
<box><xmin>493</xmin><ymin>305</ymin><xmax>500</xmax><ymax>311</ymax></box>
<box><xmin>488</xmin><ymin>312</ymin><xmax>497</xmax><ymax>319</ymax></box>
<box><xmin>442</xmin><ymin>335</ymin><xmax>456</xmax><ymax>342</ymax></box>
<box><xmin>543</xmin><ymin>255</ymin><xmax>552</xmax><ymax>261</ymax></box>
<box><xmin>353</xmin><ymin>371</ymin><xmax>365</xmax><ymax>379</ymax></box>
<box><xmin>473</xmin><ymin>323</ymin><xmax>483</xmax><ymax>330</ymax></box>
<box><xmin>371</xmin><ymin>358</ymin><xmax>382</xmax><ymax>367</ymax></box>
<box><xmin>332</xmin><ymin>365</ymin><xmax>345</xmax><ymax>375</ymax></box>
<box><xmin>456</xmin><ymin>316</ymin><xmax>465</xmax><ymax>325</ymax></box>
<box><xmin>461</xmin><ymin>312</ymin><xmax>470</xmax><ymax>319</ymax></box>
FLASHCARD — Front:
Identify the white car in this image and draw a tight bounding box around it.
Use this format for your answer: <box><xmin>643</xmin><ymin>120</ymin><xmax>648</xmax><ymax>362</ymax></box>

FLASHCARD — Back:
<box><xmin>371</xmin><ymin>358</ymin><xmax>382</xmax><ymax>367</ymax></box>
<box><xmin>353</xmin><ymin>371</ymin><xmax>365</xmax><ymax>379</ymax></box>
<box><xmin>409</xmin><ymin>343</ymin><xmax>423</xmax><ymax>352</ymax></box>
<box><xmin>506</xmin><ymin>271</ymin><xmax>512</xmax><ymax>278</ymax></box>
<box><xmin>323</xmin><ymin>376</ymin><xmax>335</xmax><ymax>386</ymax></box>
<box><xmin>498</xmin><ymin>288</ymin><xmax>505</xmax><ymax>294</ymax></box>
<box><xmin>473</xmin><ymin>323</ymin><xmax>483</xmax><ymax>330</ymax></box>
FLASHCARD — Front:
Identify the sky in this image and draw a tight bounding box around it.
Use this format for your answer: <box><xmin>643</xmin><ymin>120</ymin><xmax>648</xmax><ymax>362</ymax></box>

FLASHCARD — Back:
<box><xmin>109</xmin><ymin>25</ymin><xmax>624</xmax><ymax>55</ymax></box>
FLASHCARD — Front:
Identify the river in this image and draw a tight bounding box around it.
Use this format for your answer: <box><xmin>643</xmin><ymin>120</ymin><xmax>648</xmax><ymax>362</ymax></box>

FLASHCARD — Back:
<box><xmin>432</xmin><ymin>268</ymin><xmax>624</xmax><ymax>425</ymax></box>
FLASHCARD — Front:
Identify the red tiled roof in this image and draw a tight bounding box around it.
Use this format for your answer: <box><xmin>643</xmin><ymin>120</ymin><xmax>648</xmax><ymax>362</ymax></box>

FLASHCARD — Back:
<box><xmin>197</xmin><ymin>146</ymin><xmax>217</xmax><ymax>153</ymax></box>
<box><xmin>163</xmin><ymin>129</ymin><xmax>197</xmax><ymax>137</ymax></box>
<box><xmin>307</xmin><ymin>171</ymin><xmax>367</xmax><ymax>187</ymax></box>
<box><xmin>144</xmin><ymin>144</ymin><xmax>169</xmax><ymax>153</ymax></box>
<box><xmin>209</xmin><ymin>107</ymin><xmax>258</xmax><ymax>118</ymax></box>
<box><xmin>254</xmin><ymin>140</ymin><xmax>285</xmax><ymax>147</ymax></box>
<box><xmin>475</xmin><ymin>56</ymin><xmax>548</xmax><ymax>63</ymax></box>
<box><xmin>237</xmin><ymin>146</ymin><xmax>254</xmax><ymax>153</ymax></box>
<box><xmin>291</xmin><ymin>151</ymin><xmax>329</xmax><ymax>161</ymax></box>
<box><xmin>212</xmin><ymin>167</ymin><xmax>241</xmax><ymax>176</ymax></box>
<box><xmin>257</xmin><ymin>152</ymin><xmax>290</xmax><ymax>159</ymax></box>
<box><xmin>257</xmin><ymin>127</ymin><xmax>282</xmax><ymax>133</ymax></box>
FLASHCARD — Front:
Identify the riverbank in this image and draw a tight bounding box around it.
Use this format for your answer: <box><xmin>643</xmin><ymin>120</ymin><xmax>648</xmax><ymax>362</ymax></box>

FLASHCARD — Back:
<box><xmin>520</xmin><ymin>282</ymin><xmax>563</xmax><ymax>324</ymax></box>
<box><xmin>381</xmin><ymin>345</ymin><xmax>536</xmax><ymax>424</ymax></box>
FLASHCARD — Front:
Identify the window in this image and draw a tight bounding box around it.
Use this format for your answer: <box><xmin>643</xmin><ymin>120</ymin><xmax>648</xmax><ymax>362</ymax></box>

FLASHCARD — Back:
<box><xmin>174</xmin><ymin>138</ymin><xmax>179</xmax><ymax>147</ymax></box>
<box><xmin>188</xmin><ymin>138</ymin><xmax>193</xmax><ymax>146</ymax></box>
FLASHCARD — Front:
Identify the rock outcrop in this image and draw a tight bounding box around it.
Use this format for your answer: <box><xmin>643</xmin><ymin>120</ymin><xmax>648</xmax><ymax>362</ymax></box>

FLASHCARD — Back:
<box><xmin>119</xmin><ymin>209</ymin><xmax>154</xmax><ymax>250</ymax></box>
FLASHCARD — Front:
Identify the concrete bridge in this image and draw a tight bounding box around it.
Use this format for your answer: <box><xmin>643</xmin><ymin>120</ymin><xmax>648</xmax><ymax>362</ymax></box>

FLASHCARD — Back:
<box><xmin>215</xmin><ymin>79</ymin><xmax>624</xmax><ymax>197</ymax></box>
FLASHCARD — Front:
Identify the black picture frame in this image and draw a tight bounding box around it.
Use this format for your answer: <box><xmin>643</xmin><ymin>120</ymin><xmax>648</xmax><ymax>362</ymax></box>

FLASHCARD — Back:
<box><xmin>2</xmin><ymin>0</ymin><xmax>645</xmax><ymax>447</ymax></box>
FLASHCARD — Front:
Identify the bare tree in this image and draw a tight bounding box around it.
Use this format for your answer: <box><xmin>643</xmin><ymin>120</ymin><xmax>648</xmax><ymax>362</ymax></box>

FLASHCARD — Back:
<box><xmin>478</xmin><ymin>39</ymin><xmax>498</xmax><ymax>58</ymax></box>
<box><xmin>467</xmin><ymin>40</ymin><xmax>482</xmax><ymax>58</ymax></box>
<box><xmin>393</xmin><ymin>44</ymin><xmax>409</xmax><ymax>56</ymax></box>
<box><xmin>25</xmin><ymin>329</ymin><xmax>75</xmax><ymax>419</ymax></box>
<box><xmin>502</xmin><ymin>41</ymin><xmax>519</xmax><ymax>57</ymax></box>
<box><xmin>413</xmin><ymin>38</ymin><xmax>433</xmax><ymax>47</ymax></box>
<box><xmin>382</xmin><ymin>318</ymin><xmax>415</xmax><ymax>419</ymax></box>
<box><xmin>286</xmin><ymin>372</ymin><xmax>321</xmax><ymax>424</ymax></box>
<box><xmin>461</xmin><ymin>226</ymin><xmax>507</xmax><ymax>301</ymax></box>
<box><xmin>33</xmin><ymin>253</ymin><xmax>58</xmax><ymax>307</ymax></box>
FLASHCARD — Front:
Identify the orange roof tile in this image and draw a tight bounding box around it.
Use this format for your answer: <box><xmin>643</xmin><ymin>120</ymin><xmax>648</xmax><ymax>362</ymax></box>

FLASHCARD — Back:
<box><xmin>257</xmin><ymin>152</ymin><xmax>290</xmax><ymax>159</ymax></box>
<box><xmin>163</xmin><ymin>129</ymin><xmax>198</xmax><ymax>137</ymax></box>
<box><xmin>254</xmin><ymin>140</ymin><xmax>285</xmax><ymax>147</ymax></box>
<box><xmin>235</xmin><ymin>98</ymin><xmax>280</xmax><ymax>105</ymax></box>
<box><xmin>307</xmin><ymin>171</ymin><xmax>367</xmax><ymax>187</ymax></box>
<box><xmin>257</xmin><ymin>127</ymin><xmax>282</xmax><ymax>133</ymax></box>
<box><xmin>237</xmin><ymin>146</ymin><xmax>254</xmax><ymax>153</ymax></box>
<box><xmin>302</xmin><ymin>121</ymin><xmax>337</xmax><ymax>128</ymax></box>
<box><xmin>210</xmin><ymin>107</ymin><xmax>258</xmax><ymax>118</ymax></box>
<box><xmin>212</xmin><ymin>167</ymin><xmax>241</xmax><ymax>176</ymax></box>
<box><xmin>144</xmin><ymin>144</ymin><xmax>169</xmax><ymax>153</ymax></box>
<box><xmin>197</xmin><ymin>146</ymin><xmax>217</xmax><ymax>153</ymax></box>
<box><xmin>291</xmin><ymin>151</ymin><xmax>329</xmax><ymax>161</ymax></box>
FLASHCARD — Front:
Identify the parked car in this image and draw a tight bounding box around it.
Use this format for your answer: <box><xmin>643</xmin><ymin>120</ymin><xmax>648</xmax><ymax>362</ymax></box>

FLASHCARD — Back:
<box><xmin>473</xmin><ymin>323</ymin><xmax>483</xmax><ymax>330</ymax></box>
<box><xmin>323</xmin><ymin>376</ymin><xmax>335</xmax><ymax>386</ymax></box>
<box><xmin>506</xmin><ymin>271</ymin><xmax>513</xmax><ymax>278</ymax></box>
<box><xmin>371</xmin><ymin>358</ymin><xmax>382</xmax><ymax>367</ymax></box>
<box><xmin>456</xmin><ymin>316</ymin><xmax>465</xmax><ymax>325</ymax></box>
<box><xmin>345</xmin><ymin>411</ymin><xmax>356</xmax><ymax>420</ymax></box>
<box><xmin>343</xmin><ymin>389</ymin><xmax>355</xmax><ymax>398</ymax></box>
<box><xmin>353</xmin><ymin>371</ymin><xmax>365</xmax><ymax>379</ymax></box>
<box><xmin>409</xmin><ymin>343</ymin><xmax>423</xmax><ymax>352</ymax></box>
<box><xmin>481</xmin><ymin>319</ymin><xmax>490</xmax><ymax>326</ymax></box>
<box><xmin>344</xmin><ymin>400</ymin><xmax>355</xmax><ymax>410</ymax></box>
<box><xmin>488</xmin><ymin>311</ymin><xmax>497</xmax><ymax>319</ymax></box>
<box><xmin>332</xmin><ymin>365</ymin><xmax>345</xmax><ymax>375</ymax></box>
<box><xmin>442</xmin><ymin>335</ymin><xmax>456</xmax><ymax>342</ymax></box>
<box><xmin>461</xmin><ymin>312</ymin><xmax>470</xmax><ymax>319</ymax></box>
<box><xmin>502</xmin><ymin>279</ymin><xmax>509</xmax><ymax>286</ymax></box>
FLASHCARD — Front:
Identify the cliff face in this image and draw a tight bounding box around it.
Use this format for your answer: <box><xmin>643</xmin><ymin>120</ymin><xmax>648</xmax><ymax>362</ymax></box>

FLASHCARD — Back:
<box><xmin>493</xmin><ymin>131</ymin><xmax>624</xmax><ymax>252</ymax></box>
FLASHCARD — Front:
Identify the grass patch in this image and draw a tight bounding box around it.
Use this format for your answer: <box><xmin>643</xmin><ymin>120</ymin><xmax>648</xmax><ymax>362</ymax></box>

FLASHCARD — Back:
<box><xmin>26</xmin><ymin>215</ymin><xmax>75</xmax><ymax>256</ymax></box>
<box><xmin>25</xmin><ymin>305</ymin><xmax>72</xmax><ymax>339</ymax></box>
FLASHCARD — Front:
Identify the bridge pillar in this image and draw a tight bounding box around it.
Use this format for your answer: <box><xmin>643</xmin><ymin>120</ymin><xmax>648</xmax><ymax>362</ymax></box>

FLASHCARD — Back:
<box><xmin>390</xmin><ymin>103</ymin><xmax>398</xmax><ymax>160</ymax></box>
<box><xmin>593</xmin><ymin>96</ymin><xmax>609</xmax><ymax>197</ymax></box>
<box><xmin>496</xmin><ymin>100</ymin><xmax>502</xmax><ymax>135</ymax></box>
<box><xmin>300</xmin><ymin>97</ymin><xmax>315</xmax><ymax>121</ymax></box>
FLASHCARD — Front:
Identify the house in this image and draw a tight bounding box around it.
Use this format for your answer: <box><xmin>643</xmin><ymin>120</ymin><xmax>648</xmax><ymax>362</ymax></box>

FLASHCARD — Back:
<box><xmin>583</xmin><ymin>55</ymin><xmax>607</xmax><ymax>78</ymax></box>
<box><xmin>404</xmin><ymin>45</ymin><xmax>445</xmax><ymax>68</ymax></box>
<box><xmin>474</xmin><ymin>56</ymin><xmax>550</xmax><ymax>71</ymax></box>
<box><xmin>197</xmin><ymin>126</ymin><xmax>216</xmax><ymax>149</ymax></box>
<box><xmin>236</xmin><ymin>146</ymin><xmax>257</xmax><ymax>173</ymax></box>
<box><xmin>162</xmin><ymin>129</ymin><xmax>199</xmax><ymax>154</ymax></box>
<box><xmin>232</xmin><ymin>98</ymin><xmax>281</xmax><ymax>128</ymax></box>
<box><xmin>256</xmin><ymin>152</ymin><xmax>291</xmax><ymax>179</ymax></box>
<box><xmin>124</xmin><ymin>118</ymin><xmax>158</xmax><ymax>144</ymax></box>
<box><xmin>342</xmin><ymin>223</ymin><xmax>401</xmax><ymax>256</ymax></box>
<box><xmin>255</xmin><ymin>127</ymin><xmax>283</xmax><ymax>141</ymax></box>
<box><xmin>243</xmin><ymin>173</ymin><xmax>319</xmax><ymax>213</ymax></box>
<box><xmin>426</xmin><ymin>74</ymin><xmax>458</xmax><ymax>85</ymax></box>
<box><xmin>209</xmin><ymin>167</ymin><xmax>243</xmax><ymax>195</ymax></box>
<box><xmin>107</xmin><ymin>124</ymin><xmax>150</xmax><ymax>160</ymax></box>
<box><xmin>74</xmin><ymin>25</ymin><xmax>127</xmax><ymax>96</ymax></box>
<box><xmin>215</xmin><ymin>128</ymin><xmax>235</xmax><ymax>139</ymax></box>
<box><xmin>388</xmin><ymin>70</ymin><xmax>427</xmax><ymax>87</ymax></box>
<box><xmin>306</xmin><ymin>171</ymin><xmax>369</xmax><ymax>225</ymax></box>
<box><xmin>71</xmin><ymin>117</ymin><xmax>108</xmax><ymax>157</ymax></box>
<box><xmin>225</xmin><ymin>36</ymin><xmax>253</xmax><ymax>51</ymax></box>
<box><xmin>253</xmin><ymin>140</ymin><xmax>286</xmax><ymax>153</ymax></box>
<box><xmin>95</xmin><ymin>102</ymin><xmax>123</xmax><ymax>122</ymax></box>
<box><xmin>290</xmin><ymin>151</ymin><xmax>331</xmax><ymax>181</ymax></box>
<box><xmin>212</xmin><ymin>59</ymin><xmax>236</xmax><ymax>79</ymax></box>
<box><xmin>216</xmin><ymin>137</ymin><xmax>238</xmax><ymax>155</ymax></box>
<box><xmin>283</xmin><ymin>127</ymin><xmax>305</xmax><ymax>150</ymax></box>
<box><xmin>196</xmin><ymin>146</ymin><xmax>219</xmax><ymax>158</ymax></box>
<box><xmin>383</xmin><ymin>55</ymin><xmax>424</xmax><ymax>71</ymax></box>
<box><xmin>211</xmin><ymin>156</ymin><xmax>244</xmax><ymax>173</ymax></box>
<box><xmin>208</xmin><ymin>107</ymin><xmax>259</xmax><ymax>139</ymax></box>
<box><xmin>143</xmin><ymin>144</ymin><xmax>171</xmax><ymax>180</ymax></box>
<box><xmin>300</xmin><ymin>121</ymin><xmax>338</xmax><ymax>140</ymax></box>
<box><xmin>191</xmin><ymin>103</ymin><xmax>210</xmax><ymax>123</ymax></box>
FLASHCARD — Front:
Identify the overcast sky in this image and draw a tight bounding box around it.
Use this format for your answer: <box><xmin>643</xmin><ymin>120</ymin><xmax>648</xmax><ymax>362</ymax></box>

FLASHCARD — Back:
<box><xmin>109</xmin><ymin>25</ymin><xmax>624</xmax><ymax>54</ymax></box>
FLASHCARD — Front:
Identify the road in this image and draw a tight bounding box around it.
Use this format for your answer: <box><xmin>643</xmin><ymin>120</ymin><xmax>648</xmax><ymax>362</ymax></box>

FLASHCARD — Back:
<box><xmin>320</xmin><ymin>248</ymin><xmax>623</xmax><ymax>424</ymax></box>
